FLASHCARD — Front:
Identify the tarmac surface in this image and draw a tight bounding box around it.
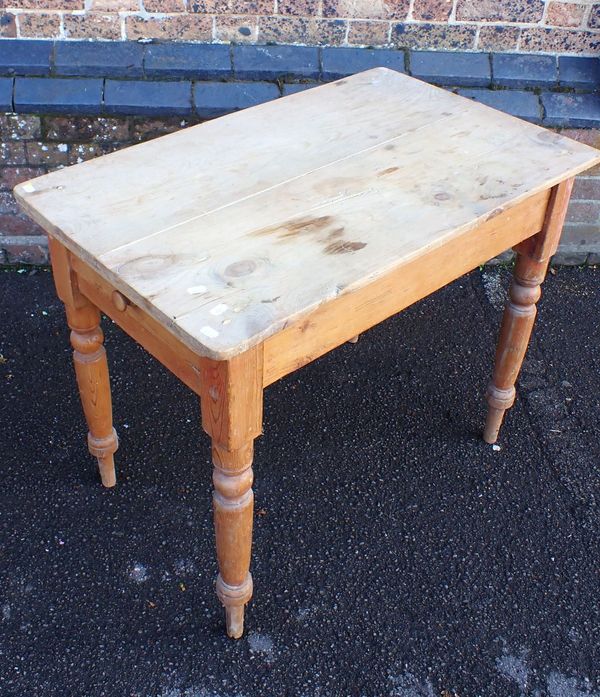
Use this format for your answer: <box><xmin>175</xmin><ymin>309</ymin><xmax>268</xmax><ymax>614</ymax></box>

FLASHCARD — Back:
<box><xmin>0</xmin><ymin>266</ymin><xmax>599</xmax><ymax>697</ymax></box>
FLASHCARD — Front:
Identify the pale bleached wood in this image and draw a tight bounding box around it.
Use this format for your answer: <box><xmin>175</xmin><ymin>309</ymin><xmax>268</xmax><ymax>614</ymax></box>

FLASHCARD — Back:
<box><xmin>15</xmin><ymin>69</ymin><xmax>600</xmax><ymax>360</ymax></box>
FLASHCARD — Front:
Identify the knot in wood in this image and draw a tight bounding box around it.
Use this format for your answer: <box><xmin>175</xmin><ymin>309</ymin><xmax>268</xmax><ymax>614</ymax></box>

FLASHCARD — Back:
<box><xmin>70</xmin><ymin>326</ymin><xmax>104</xmax><ymax>354</ymax></box>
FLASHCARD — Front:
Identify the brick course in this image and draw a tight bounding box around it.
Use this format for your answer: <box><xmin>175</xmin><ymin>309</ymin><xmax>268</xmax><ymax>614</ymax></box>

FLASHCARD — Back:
<box><xmin>0</xmin><ymin>0</ymin><xmax>598</xmax><ymax>54</ymax></box>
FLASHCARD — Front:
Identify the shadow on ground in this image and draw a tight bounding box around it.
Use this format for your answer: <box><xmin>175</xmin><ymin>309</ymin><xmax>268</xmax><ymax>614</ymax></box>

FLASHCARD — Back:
<box><xmin>0</xmin><ymin>267</ymin><xmax>598</xmax><ymax>697</ymax></box>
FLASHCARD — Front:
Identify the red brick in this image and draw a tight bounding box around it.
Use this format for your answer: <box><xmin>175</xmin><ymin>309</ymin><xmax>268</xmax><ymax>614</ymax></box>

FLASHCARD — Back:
<box><xmin>456</xmin><ymin>0</ymin><xmax>544</xmax><ymax>22</ymax></box>
<box><xmin>0</xmin><ymin>115</ymin><xmax>41</xmax><ymax>140</ymax></box>
<box><xmin>589</xmin><ymin>4</ymin><xmax>600</xmax><ymax>28</ymax></box>
<box><xmin>323</xmin><ymin>0</ymin><xmax>409</xmax><ymax>20</ymax></box>
<box><xmin>125</xmin><ymin>14</ymin><xmax>213</xmax><ymax>40</ymax></box>
<box><xmin>0</xmin><ymin>192</ymin><xmax>19</xmax><ymax>214</ymax></box>
<box><xmin>192</xmin><ymin>0</ymin><xmax>274</xmax><ymax>12</ymax></box>
<box><xmin>258</xmin><ymin>15</ymin><xmax>347</xmax><ymax>45</ymax></box>
<box><xmin>572</xmin><ymin>176</ymin><xmax>600</xmax><ymax>200</ymax></box>
<box><xmin>67</xmin><ymin>143</ymin><xmax>104</xmax><ymax>164</ymax></box>
<box><xmin>64</xmin><ymin>12</ymin><xmax>122</xmax><ymax>39</ymax></box>
<box><xmin>545</xmin><ymin>2</ymin><xmax>586</xmax><ymax>27</ymax></box>
<box><xmin>2</xmin><ymin>239</ymin><xmax>49</xmax><ymax>265</ymax></box>
<box><xmin>91</xmin><ymin>0</ymin><xmax>140</xmax><ymax>9</ymax></box>
<box><xmin>143</xmin><ymin>0</ymin><xmax>186</xmax><ymax>11</ymax></box>
<box><xmin>560</xmin><ymin>128</ymin><xmax>600</xmax><ymax>149</ymax></box>
<box><xmin>520</xmin><ymin>27</ymin><xmax>600</xmax><ymax>53</ymax></box>
<box><xmin>7</xmin><ymin>0</ymin><xmax>83</xmax><ymax>8</ymax></box>
<box><xmin>566</xmin><ymin>200</ymin><xmax>600</xmax><ymax>223</ymax></box>
<box><xmin>25</xmin><ymin>142</ymin><xmax>71</xmax><ymax>167</ymax></box>
<box><xmin>412</xmin><ymin>0</ymin><xmax>452</xmax><ymax>22</ymax></box>
<box><xmin>0</xmin><ymin>167</ymin><xmax>45</xmax><ymax>191</ymax></box>
<box><xmin>44</xmin><ymin>116</ymin><xmax>131</xmax><ymax>142</ymax></box>
<box><xmin>214</xmin><ymin>14</ymin><xmax>258</xmax><ymax>42</ymax></box>
<box><xmin>132</xmin><ymin>117</ymin><xmax>196</xmax><ymax>141</ymax></box>
<box><xmin>476</xmin><ymin>25</ymin><xmax>520</xmax><ymax>51</ymax></box>
<box><xmin>0</xmin><ymin>142</ymin><xmax>27</xmax><ymax>166</ymax></box>
<box><xmin>0</xmin><ymin>13</ymin><xmax>17</xmax><ymax>37</ymax></box>
<box><xmin>347</xmin><ymin>19</ymin><xmax>390</xmax><ymax>45</ymax></box>
<box><xmin>18</xmin><ymin>11</ymin><xmax>62</xmax><ymax>37</ymax></box>
<box><xmin>392</xmin><ymin>22</ymin><xmax>477</xmax><ymax>49</ymax></box>
<box><xmin>0</xmin><ymin>213</ymin><xmax>45</xmax><ymax>236</ymax></box>
<box><xmin>277</xmin><ymin>0</ymin><xmax>320</xmax><ymax>16</ymax></box>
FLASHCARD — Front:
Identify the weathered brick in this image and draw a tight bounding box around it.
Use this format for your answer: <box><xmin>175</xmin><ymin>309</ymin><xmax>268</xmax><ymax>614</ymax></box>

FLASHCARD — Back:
<box><xmin>277</xmin><ymin>0</ymin><xmax>320</xmax><ymax>15</ymax></box>
<box><xmin>91</xmin><ymin>0</ymin><xmax>140</xmax><ymax>9</ymax></box>
<box><xmin>145</xmin><ymin>43</ymin><xmax>232</xmax><ymax>79</ymax></box>
<box><xmin>588</xmin><ymin>251</ymin><xmax>600</xmax><ymax>265</ymax></box>
<box><xmin>18</xmin><ymin>11</ymin><xmax>61</xmax><ymax>38</ymax></box>
<box><xmin>551</xmin><ymin>248</ymin><xmax>589</xmax><ymax>265</ymax></box>
<box><xmin>0</xmin><ymin>114</ymin><xmax>41</xmax><ymax>140</ymax></box>
<box><xmin>143</xmin><ymin>0</ymin><xmax>186</xmax><ymax>10</ymax></box>
<box><xmin>132</xmin><ymin>116</ymin><xmax>196</xmax><ymax>141</ymax></box>
<box><xmin>104</xmin><ymin>79</ymin><xmax>193</xmax><ymax>116</ymax></box>
<box><xmin>67</xmin><ymin>142</ymin><xmax>104</xmax><ymax>164</ymax></box>
<box><xmin>194</xmin><ymin>81</ymin><xmax>279</xmax><ymax>117</ymax></box>
<box><xmin>476</xmin><ymin>26</ymin><xmax>519</xmax><ymax>51</ymax></box>
<box><xmin>125</xmin><ymin>15</ymin><xmax>213</xmax><ymax>41</ymax></box>
<box><xmin>560</xmin><ymin>128</ymin><xmax>600</xmax><ymax>149</ymax></box>
<box><xmin>64</xmin><ymin>12</ymin><xmax>121</xmax><ymax>40</ymax></box>
<box><xmin>2</xmin><ymin>237</ymin><xmax>49</xmax><ymax>265</ymax></box>
<box><xmin>559</xmin><ymin>223</ymin><xmax>600</xmax><ymax>250</ymax></box>
<box><xmin>14</xmin><ymin>77</ymin><xmax>104</xmax><ymax>115</ymax></box>
<box><xmin>258</xmin><ymin>16</ymin><xmax>347</xmax><ymax>46</ymax></box>
<box><xmin>0</xmin><ymin>76</ymin><xmax>12</xmax><ymax>110</ymax></box>
<box><xmin>411</xmin><ymin>50</ymin><xmax>490</xmax><ymax>87</ymax></box>
<box><xmin>0</xmin><ymin>13</ymin><xmax>17</xmax><ymax>38</ymax></box>
<box><xmin>55</xmin><ymin>41</ymin><xmax>145</xmax><ymax>78</ymax></box>
<box><xmin>566</xmin><ymin>200</ymin><xmax>600</xmax><ymax>224</ymax></box>
<box><xmin>0</xmin><ymin>213</ymin><xmax>44</xmax><ymax>236</ymax></box>
<box><xmin>392</xmin><ymin>22</ymin><xmax>477</xmax><ymax>49</ymax></box>
<box><xmin>520</xmin><ymin>28</ymin><xmax>599</xmax><ymax>54</ymax></box>
<box><xmin>573</xmin><ymin>176</ymin><xmax>600</xmax><ymax>200</ymax></box>
<box><xmin>541</xmin><ymin>93</ymin><xmax>600</xmax><ymax>128</ymax></box>
<box><xmin>234</xmin><ymin>44</ymin><xmax>319</xmax><ymax>80</ymax></box>
<box><xmin>456</xmin><ymin>0</ymin><xmax>544</xmax><ymax>22</ymax></box>
<box><xmin>492</xmin><ymin>53</ymin><xmax>557</xmax><ymax>88</ymax></box>
<box><xmin>558</xmin><ymin>56</ymin><xmax>600</xmax><ymax>89</ymax></box>
<box><xmin>0</xmin><ymin>166</ymin><xmax>45</xmax><ymax>191</ymax></box>
<box><xmin>214</xmin><ymin>15</ymin><xmax>258</xmax><ymax>43</ymax></box>
<box><xmin>589</xmin><ymin>4</ymin><xmax>600</xmax><ymax>28</ymax></box>
<box><xmin>412</xmin><ymin>0</ymin><xmax>452</xmax><ymax>21</ymax></box>
<box><xmin>5</xmin><ymin>0</ymin><xmax>83</xmax><ymax>8</ymax></box>
<box><xmin>0</xmin><ymin>191</ymin><xmax>19</xmax><ymax>214</ymax></box>
<box><xmin>347</xmin><ymin>20</ymin><xmax>390</xmax><ymax>46</ymax></box>
<box><xmin>546</xmin><ymin>2</ymin><xmax>586</xmax><ymax>27</ymax></box>
<box><xmin>192</xmin><ymin>0</ymin><xmax>273</xmax><ymax>11</ymax></box>
<box><xmin>44</xmin><ymin>115</ymin><xmax>131</xmax><ymax>142</ymax></box>
<box><xmin>0</xmin><ymin>39</ymin><xmax>52</xmax><ymax>76</ymax></box>
<box><xmin>0</xmin><ymin>141</ymin><xmax>27</xmax><ymax>165</ymax></box>
<box><xmin>458</xmin><ymin>89</ymin><xmax>541</xmax><ymax>122</ymax></box>
<box><xmin>323</xmin><ymin>0</ymin><xmax>409</xmax><ymax>20</ymax></box>
<box><xmin>25</xmin><ymin>141</ymin><xmax>70</xmax><ymax>166</ymax></box>
<box><xmin>322</xmin><ymin>47</ymin><xmax>405</xmax><ymax>80</ymax></box>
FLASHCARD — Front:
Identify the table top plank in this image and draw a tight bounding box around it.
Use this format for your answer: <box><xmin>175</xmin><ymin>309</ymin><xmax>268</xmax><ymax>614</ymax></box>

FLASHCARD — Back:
<box><xmin>15</xmin><ymin>68</ymin><xmax>600</xmax><ymax>359</ymax></box>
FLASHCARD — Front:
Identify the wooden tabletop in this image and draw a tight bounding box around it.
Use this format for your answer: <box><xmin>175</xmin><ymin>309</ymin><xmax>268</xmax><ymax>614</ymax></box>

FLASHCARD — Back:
<box><xmin>15</xmin><ymin>68</ymin><xmax>600</xmax><ymax>359</ymax></box>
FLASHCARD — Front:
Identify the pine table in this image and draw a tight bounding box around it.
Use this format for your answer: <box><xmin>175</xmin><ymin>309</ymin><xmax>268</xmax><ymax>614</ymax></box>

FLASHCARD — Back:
<box><xmin>15</xmin><ymin>68</ymin><xmax>600</xmax><ymax>639</ymax></box>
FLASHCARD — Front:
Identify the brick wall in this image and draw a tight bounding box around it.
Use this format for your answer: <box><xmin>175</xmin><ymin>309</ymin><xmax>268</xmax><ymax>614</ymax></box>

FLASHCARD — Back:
<box><xmin>0</xmin><ymin>1</ymin><xmax>598</xmax><ymax>54</ymax></box>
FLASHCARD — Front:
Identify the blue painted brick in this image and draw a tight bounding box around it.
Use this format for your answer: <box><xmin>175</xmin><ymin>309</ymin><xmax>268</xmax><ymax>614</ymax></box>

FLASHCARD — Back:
<box><xmin>492</xmin><ymin>53</ymin><xmax>557</xmax><ymax>88</ymax></box>
<box><xmin>558</xmin><ymin>56</ymin><xmax>600</xmax><ymax>89</ymax></box>
<box><xmin>410</xmin><ymin>50</ymin><xmax>490</xmax><ymax>87</ymax></box>
<box><xmin>54</xmin><ymin>41</ymin><xmax>144</xmax><ymax>78</ymax></box>
<box><xmin>233</xmin><ymin>45</ymin><xmax>319</xmax><ymax>80</ymax></box>
<box><xmin>14</xmin><ymin>77</ymin><xmax>103</xmax><ymax>114</ymax></box>
<box><xmin>0</xmin><ymin>39</ymin><xmax>52</xmax><ymax>76</ymax></box>
<box><xmin>321</xmin><ymin>48</ymin><xmax>405</xmax><ymax>81</ymax></box>
<box><xmin>0</xmin><ymin>77</ymin><xmax>12</xmax><ymax>110</ymax></box>
<box><xmin>104</xmin><ymin>79</ymin><xmax>192</xmax><ymax>116</ymax></box>
<box><xmin>459</xmin><ymin>88</ymin><xmax>541</xmax><ymax>123</ymax></box>
<box><xmin>541</xmin><ymin>92</ymin><xmax>600</xmax><ymax>128</ymax></box>
<box><xmin>194</xmin><ymin>81</ymin><xmax>279</xmax><ymax>118</ymax></box>
<box><xmin>282</xmin><ymin>83</ymin><xmax>319</xmax><ymax>96</ymax></box>
<box><xmin>145</xmin><ymin>43</ymin><xmax>231</xmax><ymax>79</ymax></box>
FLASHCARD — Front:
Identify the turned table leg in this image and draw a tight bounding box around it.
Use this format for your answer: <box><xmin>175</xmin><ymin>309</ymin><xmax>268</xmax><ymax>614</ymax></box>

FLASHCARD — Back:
<box><xmin>65</xmin><ymin>302</ymin><xmax>118</xmax><ymax>487</ymax></box>
<box><xmin>199</xmin><ymin>347</ymin><xmax>263</xmax><ymax>638</ymax></box>
<box><xmin>483</xmin><ymin>179</ymin><xmax>574</xmax><ymax>444</ymax></box>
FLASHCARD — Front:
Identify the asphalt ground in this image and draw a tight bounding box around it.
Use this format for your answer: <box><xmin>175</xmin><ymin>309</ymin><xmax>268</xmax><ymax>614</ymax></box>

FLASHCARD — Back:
<box><xmin>0</xmin><ymin>266</ymin><xmax>599</xmax><ymax>697</ymax></box>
